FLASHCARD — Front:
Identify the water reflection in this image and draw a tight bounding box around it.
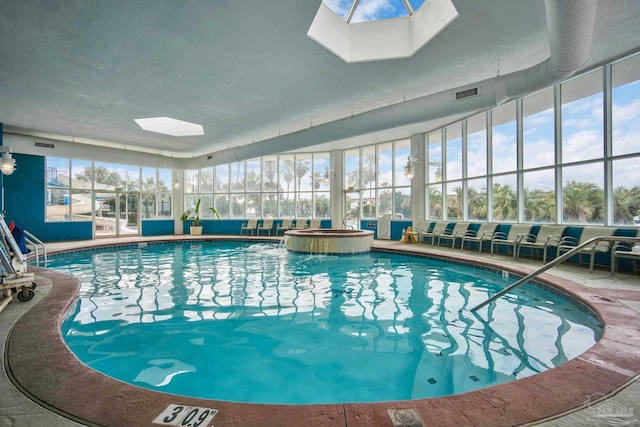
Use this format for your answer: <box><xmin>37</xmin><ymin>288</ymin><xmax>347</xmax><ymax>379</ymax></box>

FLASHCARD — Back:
<box><xmin>55</xmin><ymin>242</ymin><xmax>600</xmax><ymax>403</ymax></box>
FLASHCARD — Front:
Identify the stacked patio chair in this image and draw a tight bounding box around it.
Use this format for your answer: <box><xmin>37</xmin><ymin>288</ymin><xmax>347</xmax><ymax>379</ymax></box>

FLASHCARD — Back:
<box><xmin>277</xmin><ymin>219</ymin><xmax>293</xmax><ymax>235</ymax></box>
<box><xmin>436</xmin><ymin>222</ymin><xmax>470</xmax><ymax>249</ymax></box>
<box><xmin>460</xmin><ymin>223</ymin><xmax>498</xmax><ymax>253</ymax></box>
<box><xmin>557</xmin><ymin>226</ymin><xmax>616</xmax><ymax>272</ymax></box>
<box><xmin>292</xmin><ymin>219</ymin><xmax>308</xmax><ymax>229</ymax></box>
<box><xmin>420</xmin><ymin>221</ymin><xmax>449</xmax><ymax>245</ymax></box>
<box><xmin>257</xmin><ymin>218</ymin><xmax>274</xmax><ymax>236</ymax></box>
<box><xmin>240</xmin><ymin>219</ymin><xmax>258</xmax><ymax>235</ymax></box>
<box><xmin>308</xmin><ymin>219</ymin><xmax>322</xmax><ymax>229</ymax></box>
<box><xmin>515</xmin><ymin>225</ymin><xmax>566</xmax><ymax>262</ymax></box>
<box><xmin>490</xmin><ymin>224</ymin><xmax>532</xmax><ymax>257</ymax></box>
<box><xmin>413</xmin><ymin>221</ymin><xmax>434</xmax><ymax>245</ymax></box>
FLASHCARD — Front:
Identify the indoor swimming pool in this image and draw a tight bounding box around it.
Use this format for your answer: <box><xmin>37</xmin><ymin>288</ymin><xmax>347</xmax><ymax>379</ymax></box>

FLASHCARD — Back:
<box><xmin>50</xmin><ymin>241</ymin><xmax>602</xmax><ymax>405</ymax></box>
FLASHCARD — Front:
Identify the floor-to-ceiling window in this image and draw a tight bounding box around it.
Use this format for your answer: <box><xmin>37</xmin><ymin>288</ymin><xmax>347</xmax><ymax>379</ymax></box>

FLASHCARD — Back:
<box><xmin>45</xmin><ymin>158</ymin><xmax>172</xmax><ymax>235</ymax></box>
<box><xmin>421</xmin><ymin>51</ymin><xmax>640</xmax><ymax>227</ymax></box>
<box><xmin>491</xmin><ymin>102</ymin><xmax>518</xmax><ymax>222</ymax></box>
<box><xmin>141</xmin><ymin>167</ymin><xmax>172</xmax><ymax>220</ymax></box>
<box><xmin>183</xmin><ymin>152</ymin><xmax>331</xmax><ymax>220</ymax></box>
<box><xmin>445</xmin><ymin>124</ymin><xmax>462</xmax><ymax>220</ymax></box>
<box><xmin>393</xmin><ymin>139</ymin><xmax>412</xmax><ymax>219</ymax></box>
<box><xmin>611</xmin><ymin>53</ymin><xmax>640</xmax><ymax>225</ymax></box>
<box><xmin>427</xmin><ymin>131</ymin><xmax>443</xmax><ymax>219</ymax></box>
<box><xmin>342</xmin><ymin>140</ymin><xmax>412</xmax><ymax>224</ymax></box>
<box><xmin>561</xmin><ymin>69</ymin><xmax>604</xmax><ymax>224</ymax></box>
<box><xmin>522</xmin><ymin>87</ymin><xmax>556</xmax><ymax>223</ymax></box>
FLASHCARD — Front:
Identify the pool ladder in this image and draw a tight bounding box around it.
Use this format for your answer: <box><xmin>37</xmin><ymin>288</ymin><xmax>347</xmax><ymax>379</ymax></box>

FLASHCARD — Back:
<box><xmin>469</xmin><ymin>236</ymin><xmax>640</xmax><ymax>312</ymax></box>
<box><xmin>24</xmin><ymin>229</ymin><xmax>47</xmax><ymax>265</ymax></box>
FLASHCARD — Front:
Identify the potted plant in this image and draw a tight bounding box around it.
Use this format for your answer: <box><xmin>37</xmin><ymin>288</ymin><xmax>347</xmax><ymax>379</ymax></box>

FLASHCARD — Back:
<box><xmin>180</xmin><ymin>197</ymin><xmax>220</xmax><ymax>235</ymax></box>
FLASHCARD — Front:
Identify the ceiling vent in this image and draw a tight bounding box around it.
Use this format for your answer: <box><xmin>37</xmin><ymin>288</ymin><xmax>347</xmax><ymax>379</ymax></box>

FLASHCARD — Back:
<box><xmin>34</xmin><ymin>142</ymin><xmax>55</xmax><ymax>149</ymax></box>
<box><xmin>454</xmin><ymin>88</ymin><xmax>478</xmax><ymax>100</ymax></box>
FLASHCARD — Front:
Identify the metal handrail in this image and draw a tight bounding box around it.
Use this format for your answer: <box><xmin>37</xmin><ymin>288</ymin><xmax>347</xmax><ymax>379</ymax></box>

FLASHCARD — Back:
<box><xmin>469</xmin><ymin>236</ymin><xmax>640</xmax><ymax>312</ymax></box>
<box><xmin>24</xmin><ymin>229</ymin><xmax>47</xmax><ymax>265</ymax></box>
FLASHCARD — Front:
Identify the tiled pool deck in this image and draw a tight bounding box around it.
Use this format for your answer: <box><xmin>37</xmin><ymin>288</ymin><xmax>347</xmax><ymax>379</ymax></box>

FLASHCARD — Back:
<box><xmin>2</xmin><ymin>235</ymin><xmax>640</xmax><ymax>426</ymax></box>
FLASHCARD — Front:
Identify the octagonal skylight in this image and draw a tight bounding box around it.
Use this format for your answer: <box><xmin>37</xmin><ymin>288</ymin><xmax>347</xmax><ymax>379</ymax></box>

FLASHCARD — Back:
<box><xmin>323</xmin><ymin>0</ymin><xmax>426</xmax><ymax>23</ymax></box>
<box><xmin>308</xmin><ymin>0</ymin><xmax>458</xmax><ymax>63</ymax></box>
<box><xmin>134</xmin><ymin>117</ymin><xmax>204</xmax><ymax>137</ymax></box>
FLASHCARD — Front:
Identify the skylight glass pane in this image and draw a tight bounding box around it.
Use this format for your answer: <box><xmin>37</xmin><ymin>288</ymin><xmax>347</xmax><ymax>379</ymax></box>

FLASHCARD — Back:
<box><xmin>351</xmin><ymin>0</ymin><xmax>411</xmax><ymax>23</ymax></box>
<box><xmin>322</xmin><ymin>0</ymin><xmax>414</xmax><ymax>23</ymax></box>
<box><xmin>410</xmin><ymin>0</ymin><xmax>426</xmax><ymax>12</ymax></box>
<box><xmin>322</xmin><ymin>0</ymin><xmax>351</xmax><ymax>20</ymax></box>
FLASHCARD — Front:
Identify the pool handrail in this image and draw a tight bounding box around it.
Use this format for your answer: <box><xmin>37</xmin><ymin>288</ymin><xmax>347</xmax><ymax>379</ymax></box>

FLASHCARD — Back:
<box><xmin>469</xmin><ymin>236</ymin><xmax>640</xmax><ymax>312</ymax></box>
<box><xmin>24</xmin><ymin>229</ymin><xmax>47</xmax><ymax>265</ymax></box>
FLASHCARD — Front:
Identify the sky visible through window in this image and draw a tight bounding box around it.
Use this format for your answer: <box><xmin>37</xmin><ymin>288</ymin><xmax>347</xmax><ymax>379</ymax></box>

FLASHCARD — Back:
<box><xmin>433</xmin><ymin>78</ymin><xmax>640</xmax><ymax>194</ymax></box>
<box><xmin>323</xmin><ymin>0</ymin><xmax>427</xmax><ymax>23</ymax></box>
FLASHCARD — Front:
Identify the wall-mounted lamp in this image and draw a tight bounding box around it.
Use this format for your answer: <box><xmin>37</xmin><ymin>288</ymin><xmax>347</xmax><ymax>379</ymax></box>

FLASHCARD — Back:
<box><xmin>0</xmin><ymin>147</ymin><xmax>16</xmax><ymax>176</ymax></box>
<box><xmin>429</xmin><ymin>158</ymin><xmax>442</xmax><ymax>182</ymax></box>
<box><xmin>323</xmin><ymin>166</ymin><xmax>333</xmax><ymax>185</ymax></box>
<box><xmin>173</xmin><ymin>172</ymin><xmax>181</xmax><ymax>190</ymax></box>
<box><xmin>404</xmin><ymin>156</ymin><xmax>417</xmax><ymax>180</ymax></box>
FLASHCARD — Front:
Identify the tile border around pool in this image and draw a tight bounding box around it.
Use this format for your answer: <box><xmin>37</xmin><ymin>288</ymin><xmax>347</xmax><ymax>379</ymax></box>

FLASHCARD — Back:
<box><xmin>5</xmin><ymin>238</ymin><xmax>640</xmax><ymax>427</ymax></box>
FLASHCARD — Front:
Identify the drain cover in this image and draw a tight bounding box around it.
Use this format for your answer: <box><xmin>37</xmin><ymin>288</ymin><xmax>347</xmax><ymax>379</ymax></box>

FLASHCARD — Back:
<box><xmin>388</xmin><ymin>408</ymin><xmax>424</xmax><ymax>427</ymax></box>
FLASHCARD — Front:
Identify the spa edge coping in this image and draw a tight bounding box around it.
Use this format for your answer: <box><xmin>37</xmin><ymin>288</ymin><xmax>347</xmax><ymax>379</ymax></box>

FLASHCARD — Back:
<box><xmin>284</xmin><ymin>229</ymin><xmax>374</xmax><ymax>237</ymax></box>
<box><xmin>5</xmin><ymin>237</ymin><xmax>640</xmax><ymax>427</ymax></box>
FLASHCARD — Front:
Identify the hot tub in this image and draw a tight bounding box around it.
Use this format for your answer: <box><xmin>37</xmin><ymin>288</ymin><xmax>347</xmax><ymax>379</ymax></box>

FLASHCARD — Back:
<box><xmin>284</xmin><ymin>228</ymin><xmax>374</xmax><ymax>254</ymax></box>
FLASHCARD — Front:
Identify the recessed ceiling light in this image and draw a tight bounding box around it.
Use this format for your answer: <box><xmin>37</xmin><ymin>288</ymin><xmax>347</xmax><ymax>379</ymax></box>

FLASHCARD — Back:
<box><xmin>134</xmin><ymin>117</ymin><xmax>204</xmax><ymax>137</ymax></box>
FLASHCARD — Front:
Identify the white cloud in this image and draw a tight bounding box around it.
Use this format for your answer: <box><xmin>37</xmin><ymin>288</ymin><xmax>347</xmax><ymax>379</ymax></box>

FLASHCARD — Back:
<box><xmin>523</xmin><ymin>137</ymin><xmax>555</xmax><ymax>168</ymax></box>
<box><xmin>492</xmin><ymin>131</ymin><xmax>517</xmax><ymax>173</ymax></box>
<box><xmin>467</xmin><ymin>142</ymin><xmax>487</xmax><ymax>177</ymax></box>
<box><xmin>563</xmin><ymin>95</ymin><xmax>601</xmax><ymax>115</ymax></box>
<box><xmin>322</xmin><ymin>0</ymin><xmax>351</xmax><ymax>18</ymax></box>
<box><xmin>562</xmin><ymin>117</ymin><xmax>599</xmax><ymax>130</ymax></box>
<box><xmin>379</xmin><ymin>170</ymin><xmax>393</xmax><ymax>184</ymax></box>
<box><xmin>524</xmin><ymin>109</ymin><xmax>553</xmax><ymax>129</ymax></box>
<box><xmin>378</xmin><ymin>152</ymin><xmax>392</xmax><ymax>167</ymax></box>
<box><xmin>353</xmin><ymin>0</ymin><xmax>395</xmax><ymax>22</ymax></box>
<box><xmin>563</xmin><ymin>129</ymin><xmax>603</xmax><ymax>162</ymax></box>
<box><xmin>523</xmin><ymin>169</ymin><xmax>555</xmax><ymax>192</ymax></box>
<box><xmin>613</xmin><ymin>98</ymin><xmax>640</xmax><ymax>124</ymax></box>
<box><xmin>563</xmin><ymin>162</ymin><xmax>603</xmax><ymax>186</ymax></box>
<box><xmin>612</xmin><ymin>157</ymin><xmax>640</xmax><ymax>188</ymax></box>
<box><xmin>447</xmin><ymin>160</ymin><xmax>462</xmax><ymax>180</ymax></box>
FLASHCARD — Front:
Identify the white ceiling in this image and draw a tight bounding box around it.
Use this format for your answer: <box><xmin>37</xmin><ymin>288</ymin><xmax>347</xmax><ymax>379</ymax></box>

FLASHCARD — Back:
<box><xmin>1</xmin><ymin>0</ymin><xmax>640</xmax><ymax>162</ymax></box>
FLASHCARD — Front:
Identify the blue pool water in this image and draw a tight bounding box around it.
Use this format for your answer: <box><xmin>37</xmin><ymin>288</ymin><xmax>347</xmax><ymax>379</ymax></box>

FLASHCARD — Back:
<box><xmin>53</xmin><ymin>241</ymin><xmax>601</xmax><ymax>404</ymax></box>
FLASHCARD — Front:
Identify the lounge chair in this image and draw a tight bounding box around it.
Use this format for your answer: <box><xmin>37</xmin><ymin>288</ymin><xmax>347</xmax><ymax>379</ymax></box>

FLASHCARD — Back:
<box><xmin>557</xmin><ymin>226</ymin><xmax>617</xmax><ymax>272</ymax></box>
<box><xmin>257</xmin><ymin>218</ymin><xmax>274</xmax><ymax>236</ymax></box>
<box><xmin>240</xmin><ymin>219</ymin><xmax>258</xmax><ymax>235</ymax></box>
<box><xmin>611</xmin><ymin>231</ymin><xmax>640</xmax><ymax>273</ymax></box>
<box><xmin>308</xmin><ymin>219</ymin><xmax>321</xmax><ymax>229</ymax></box>
<box><xmin>277</xmin><ymin>218</ymin><xmax>293</xmax><ymax>235</ymax></box>
<box><xmin>460</xmin><ymin>223</ymin><xmax>498</xmax><ymax>253</ymax></box>
<box><xmin>436</xmin><ymin>222</ymin><xmax>470</xmax><ymax>249</ymax></box>
<box><xmin>515</xmin><ymin>225</ymin><xmax>566</xmax><ymax>262</ymax></box>
<box><xmin>292</xmin><ymin>219</ymin><xmax>308</xmax><ymax>229</ymax></box>
<box><xmin>490</xmin><ymin>224</ymin><xmax>532</xmax><ymax>257</ymax></box>
<box><xmin>413</xmin><ymin>221</ymin><xmax>434</xmax><ymax>245</ymax></box>
<box><xmin>420</xmin><ymin>221</ymin><xmax>449</xmax><ymax>245</ymax></box>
